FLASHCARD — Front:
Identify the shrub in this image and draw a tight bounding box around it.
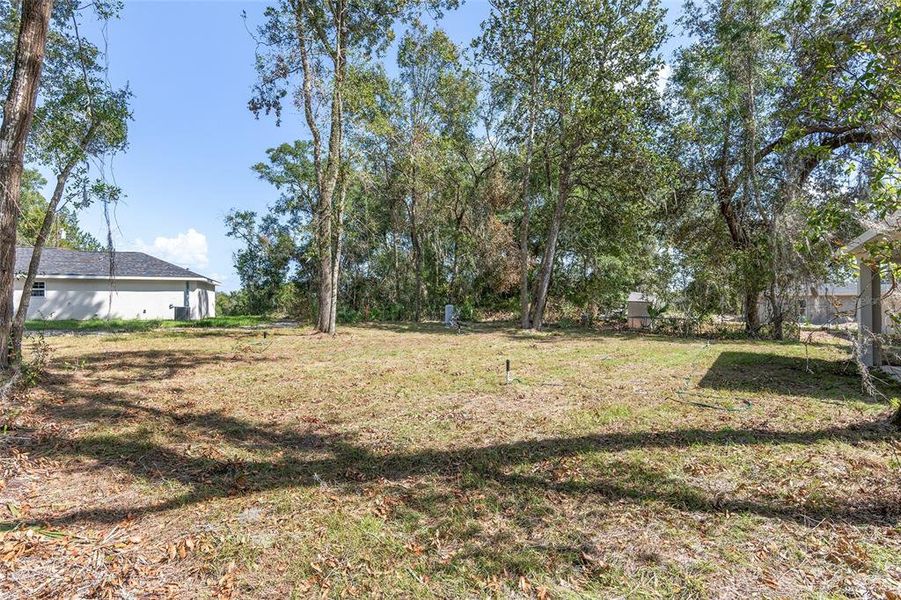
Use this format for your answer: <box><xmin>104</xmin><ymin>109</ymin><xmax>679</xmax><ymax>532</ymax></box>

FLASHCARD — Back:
<box><xmin>337</xmin><ymin>307</ymin><xmax>363</xmax><ymax>324</ymax></box>
<box><xmin>458</xmin><ymin>299</ymin><xmax>475</xmax><ymax>321</ymax></box>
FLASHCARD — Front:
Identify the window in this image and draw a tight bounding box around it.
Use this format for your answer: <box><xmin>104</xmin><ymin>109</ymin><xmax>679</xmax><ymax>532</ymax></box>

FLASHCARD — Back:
<box><xmin>31</xmin><ymin>282</ymin><xmax>45</xmax><ymax>297</ymax></box>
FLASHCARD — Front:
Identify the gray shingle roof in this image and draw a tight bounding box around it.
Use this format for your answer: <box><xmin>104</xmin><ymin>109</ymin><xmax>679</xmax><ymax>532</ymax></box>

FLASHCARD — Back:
<box><xmin>627</xmin><ymin>292</ymin><xmax>655</xmax><ymax>303</ymax></box>
<box><xmin>15</xmin><ymin>247</ymin><xmax>214</xmax><ymax>282</ymax></box>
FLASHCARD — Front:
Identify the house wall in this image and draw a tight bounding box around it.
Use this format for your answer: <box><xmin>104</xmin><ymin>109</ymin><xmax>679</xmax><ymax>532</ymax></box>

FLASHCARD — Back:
<box><xmin>806</xmin><ymin>292</ymin><xmax>901</xmax><ymax>331</ymax></box>
<box><xmin>13</xmin><ymin>278</ymin><xmax>216</xmax><ymax>320</ymax></box>
<box><xmin>884</xmin><ymin>295</ymin><xmax>901</xmax><ymax>334</ymax></box>
<box><xmin>757</xmin><ymin>290</ymin><xmax>901</xmax><ymax>330</ymax></box>
<box><xmin>803</xmin><ymin>294</ymin><xmax>857</xmax><ymax>325</ymax></box>
<box><xmin>189</xmin><ymin>281</ymin><xmax>216</xmax><ymax>319</ymax></box>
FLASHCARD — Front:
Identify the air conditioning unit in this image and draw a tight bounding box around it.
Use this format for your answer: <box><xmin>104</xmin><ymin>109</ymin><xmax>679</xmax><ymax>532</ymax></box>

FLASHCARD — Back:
<box><xmin>174</xmin><ymin>306</ymin><xmax>189</xmax><ymax>321</ymax></box>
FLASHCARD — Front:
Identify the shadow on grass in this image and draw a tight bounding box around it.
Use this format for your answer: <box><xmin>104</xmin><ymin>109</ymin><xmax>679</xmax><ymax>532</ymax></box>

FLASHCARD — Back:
<box><xmin>10</xmin><ymin>382</ymin><xmax>899</xmax><ymax>529</ymax></box>
<box><xmin>350</xmin><ymin>321</ymin><xmax>730</xmax><ymax>346</ymax></box>
<box><xmin>348</xmin><ymin>321</ymin><xmax>506</xmax><ymax>336</ymax></box>
<box><xmin>47</xmin><ymin>346</ymin><xmax>269</xmax><ymax>385</ymax></box>
<box><xmin>697</xmin><ymin>351</ymin><xmax>883</xmax><ymax>402</ymax></box>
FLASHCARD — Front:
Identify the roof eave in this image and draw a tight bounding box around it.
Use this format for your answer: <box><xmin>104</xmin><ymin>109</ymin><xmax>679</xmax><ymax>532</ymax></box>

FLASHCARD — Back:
<box><xmin>17</xmin><ymin>274</ymin><xmax>217</xmax><ymax>284</ymax></box>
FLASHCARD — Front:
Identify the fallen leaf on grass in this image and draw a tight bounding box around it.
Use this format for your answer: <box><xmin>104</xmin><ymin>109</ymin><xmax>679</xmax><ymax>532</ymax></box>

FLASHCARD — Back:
<box><xmin>827</xmin><ymin>538</ymin><xmax>870</xmax><ymax>571</ymax></box>
<box><xmin>405</xmin><ymin>542</ymin><xmax>424</xmax><ymax>556</ymax></box>
<box><xmin>164</xmin><ymin>537</ymin><xmax>198</xmax><ymax>562</ymax></box>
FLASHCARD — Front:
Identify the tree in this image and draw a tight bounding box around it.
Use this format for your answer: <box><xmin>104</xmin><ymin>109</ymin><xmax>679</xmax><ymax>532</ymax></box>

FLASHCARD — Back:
<box><xmin>225</xmin><ymin>209</ymin><xmax>296</xmax><ymax>315</ymax></box>
<box><xmin>16</xmin><ymin>169</ymin><xmax>102</xmax><ymax>250</ymax></box>
<box><xmin>0</xmin><ymin>0</ymin><xmax>53</xmax><ymax>369</ymax></box>
<box><xmin>794</xmin><ymin>0</ymin><xmax>900</xmax><ymax>420</ymax></box>
<box><xmin>476</xmin><ymin>0</ymin><xmax>553</xmax><ymax>328</ymax></box>
<box><xmin>247</xmin><ymin>140</ymin><xmax>322</xmax><ymax>315</ymax></box>
<box><xmin>670</xmin><ymin>0</ymin><xmax>898</xmax><ymax>336</ymax></box>
<box><xmin>13</xmin><ymin>91</ymin><xmax>129</xmax><ymax>358</ymax></box>
<box><xmin>480</xmin><ymin>0</ymin><xmax>666</xmax><ymax>329</ymax></box>
<box><xmin>250</xmin><ymin>0</ymin><xmax>457</xmax><ymax>334</ymax></box>
<box><xmin>6</xmin><ymin>0</ymin><xmax>130</xmax><ymax>362</ymax></box>
<box><xmin>390</xmin><ymin>23</ymin><xmax>477</xmax><ymax>320</ymax></box>
<box><xmin>0</xmin><ymin>0</ymin><xmax>126</xmax><ymax>370</ymax></box>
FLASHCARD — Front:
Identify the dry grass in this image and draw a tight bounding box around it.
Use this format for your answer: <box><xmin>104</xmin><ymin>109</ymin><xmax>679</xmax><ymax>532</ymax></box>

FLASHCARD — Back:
<box><xmin>1</xmin><ymin>323</ymin><xmax>899</xmax><ymax>598</ymax></box>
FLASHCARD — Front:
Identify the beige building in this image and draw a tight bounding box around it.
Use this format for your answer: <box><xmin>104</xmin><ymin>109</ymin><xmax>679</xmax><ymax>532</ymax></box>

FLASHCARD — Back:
<box><xmin>13</xmin><ymin>247</ymin><xmax>217</xmax><ymax>321</ymax></box>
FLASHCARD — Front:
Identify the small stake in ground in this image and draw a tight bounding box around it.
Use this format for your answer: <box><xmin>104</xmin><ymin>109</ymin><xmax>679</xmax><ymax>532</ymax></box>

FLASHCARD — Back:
<box><xmin>505</xmin><ymin>359</ymin><xmax>511</xmax><ymax>385</ymax></box>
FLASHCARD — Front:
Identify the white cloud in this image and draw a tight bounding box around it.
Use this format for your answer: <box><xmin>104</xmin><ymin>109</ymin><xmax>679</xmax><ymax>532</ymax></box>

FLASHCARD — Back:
<box><xmin>135</xmin><ymin>228</ymin><xmax>209</xmax><ymax>268</ymax></box>
<box><xmin>657</xmin><ymin>63</ymin><xmax>672</xmax><ymax>95</ymax></box>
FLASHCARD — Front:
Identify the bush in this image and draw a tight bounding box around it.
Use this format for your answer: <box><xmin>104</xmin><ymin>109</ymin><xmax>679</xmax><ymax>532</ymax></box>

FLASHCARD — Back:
<box><xmin>216</xmin><ymin>290</ymin><xmax>249</xmax><ymax>316</ymax></box>
<box><xmin>337</xmin><ymin>307</ymin><xmax>363</xmax><ymax>324</ymax></box>
<box><xmin>20</xmin><ymin>334</ymin><xmax>52</xmax><ymax>388</ymax></box>
<box><xmin>458</xmin><ymin>299</ymin><xmax>475</xmax><ymax>321</ymax></box>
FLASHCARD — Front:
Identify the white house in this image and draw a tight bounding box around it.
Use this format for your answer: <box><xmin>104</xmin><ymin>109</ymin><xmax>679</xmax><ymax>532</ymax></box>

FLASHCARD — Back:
<box><xmin>13</xmin><ymin>247</ymin><xmax>218</xmax><ymax>321</ymax></box>
<box><xmin>796</xmin><ymin>284</ymin><xmax>858</xmax><ymax>325</ymax></box>
<box><xmin>791</xmin><ymin>283</ymin><xmax>901</xmax><ymax>328</ymax></box>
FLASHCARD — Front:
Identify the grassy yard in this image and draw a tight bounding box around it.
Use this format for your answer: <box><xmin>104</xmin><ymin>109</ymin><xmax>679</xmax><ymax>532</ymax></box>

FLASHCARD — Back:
<box><xmin>1</xmin><ymin>323</ymin><xmax>899</xmax><ymax>598</ymax></box>
<box><xmin>24</xmin><ymin>315</ymin><xmax>271</xmax><ymax>332</ymax></box>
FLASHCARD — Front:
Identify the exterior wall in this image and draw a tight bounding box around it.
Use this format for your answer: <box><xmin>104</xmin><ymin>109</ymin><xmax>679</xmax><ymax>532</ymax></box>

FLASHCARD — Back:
<box><xmin>626</xmin><ymin>300</ymin><xmax>651</xmax><ymax>329</ymax></box>
<box><xmin>806</xmin><ymin>292</ymin><xmax>901</xmax><ymax>331</ymax></box>
<box><xmin>803</xmin><ymin>294</ymin><xmax>857</xmax><ymax>325</ymax></box>
<box><xmin>883</xmin><ymin>294</ymin><xmax>901</xmax><ymax>334</ymax></box>
<box><xmin>13</xmin><ymin>278</ymin><xmax>215</xmax><ymax>320</ymax></box>
<box><xmin>188</xmin><ymin>281</ymin><xmax>216</xmax><ymax>319</ymax></box>
<box><xmin>760</xmin><ymin>289</ymin><xmax>901</xmax><ymax>331</ymax></box>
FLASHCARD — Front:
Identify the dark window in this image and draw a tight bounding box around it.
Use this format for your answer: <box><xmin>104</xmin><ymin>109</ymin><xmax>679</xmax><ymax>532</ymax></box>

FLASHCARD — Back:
<box><xmin>31</xmin><ymin>282</ymin><xmax>45</xmax><ymax>297</ymax></box>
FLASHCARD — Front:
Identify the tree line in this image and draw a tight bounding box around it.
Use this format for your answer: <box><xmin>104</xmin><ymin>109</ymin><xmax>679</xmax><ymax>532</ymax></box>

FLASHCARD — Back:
<box><xmin>225</xmin><ymin>0</ymin><xmax>900</xmax><ymax>338</ymax></box>
<box><xmin>0</xmin><ymin>0</ymin><xmax>897</xmax><ymax>380</ymax></box>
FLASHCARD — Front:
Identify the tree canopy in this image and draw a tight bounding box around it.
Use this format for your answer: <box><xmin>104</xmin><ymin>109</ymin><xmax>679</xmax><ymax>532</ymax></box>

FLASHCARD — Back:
<box><xmin>227</xmin><ymin>0</ymin><xmax>901</xmax><ymax>336</ymax></box>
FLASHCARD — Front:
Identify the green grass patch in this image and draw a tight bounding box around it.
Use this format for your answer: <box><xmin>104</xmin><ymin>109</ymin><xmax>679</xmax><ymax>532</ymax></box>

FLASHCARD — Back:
<box><xmin>7</xmin><ymin>323</ymin><xmax>899</xmax><ymax>598</ymax></box>
<box><xmin>25</xmin><ymin>315</ymin><xmax>271</xmax><ymax>332</ymax></box>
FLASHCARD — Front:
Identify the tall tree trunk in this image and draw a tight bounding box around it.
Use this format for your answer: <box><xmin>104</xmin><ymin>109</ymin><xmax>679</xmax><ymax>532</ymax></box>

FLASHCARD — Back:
<box><xmin>317</xmin><ymin>74</ymin><xmax>343</xmax><ymax>333</ymax></box>
<box><xmin>744</xmin><ymin>288</ymin><xmax>761</xmax><ymax>335</ymax></box>
<box><xmin>450</xmin><ymin>235</ymin><xmax>459</xmax><ymax>303</ymax></box>
<box><xmin>519</xmin><ymin>67</ymin><xmax>538</xmax><ymax>329</ymax></box>
<box><xmin>392</xmin><ymin>229</ymin><xmax>400</xmax><ymax>307</ymax></box>
<box><xmin>316</xmin><ymin>189</ymin><xmax>334</xmax><ymax>333</ymax></box>
<box><xmin>408</xmin><ymin>163</ymin><xmax>423</xmax><ymax>322</ymax></box>
<box><xmin>450</xmin><ymin>201</ymin><xmax>464</xmax><ymax>303</ymax></box>
<box><xmin>295</xmin><ymin>0</ymin><xmax>344</xmax><ymax>334</ymax></box>
<box><xmin>429</xmin><ymin>230</ymin><xmax>438</xmax><ymax>311</ymax></box>
<box><xmin>410</xmin><ymin>194</ymin><xmax>422</xmax><ymax>322</ymax></box>
<box><xmin>11</xmin><ymin>156</ymin><xmax>81</xmax><ymax>358</ymax></box>
<box><xmin>529</xmin><ymin>158</ymin><xmax>572</xmax><ymax>330</ymax></box>
<box><xmin>0</xmin><ymin>0</ymin><xmax>53</xmax><ymax>370</ymax></box>
<box><xmin>327</xmin><ymin>177</ymin><xmax>346</xmax><ymax>334</ymax></box>
<box><xmin>389</xmin><ymin>172</ymin><xmax>401</xmax><ymax>308</ymax></box>
<box><xmin>315</xmin><ymin>76</ymin><xmax>342</xmax><ymax>333</ymax></box>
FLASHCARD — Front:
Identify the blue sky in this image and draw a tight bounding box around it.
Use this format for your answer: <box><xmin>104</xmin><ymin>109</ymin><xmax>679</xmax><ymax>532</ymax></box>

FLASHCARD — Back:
<box><xmin>70</xmin><ymin>0</ymin><xmax>684</xmax><ymax>291</ymax></box>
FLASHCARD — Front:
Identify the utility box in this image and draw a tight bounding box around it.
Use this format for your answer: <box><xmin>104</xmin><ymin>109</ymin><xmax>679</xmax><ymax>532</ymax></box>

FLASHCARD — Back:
<box><xmin>444</xmin><ymin>304</ymin><xmax>455</xmax><ymax>326</ymax></box>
